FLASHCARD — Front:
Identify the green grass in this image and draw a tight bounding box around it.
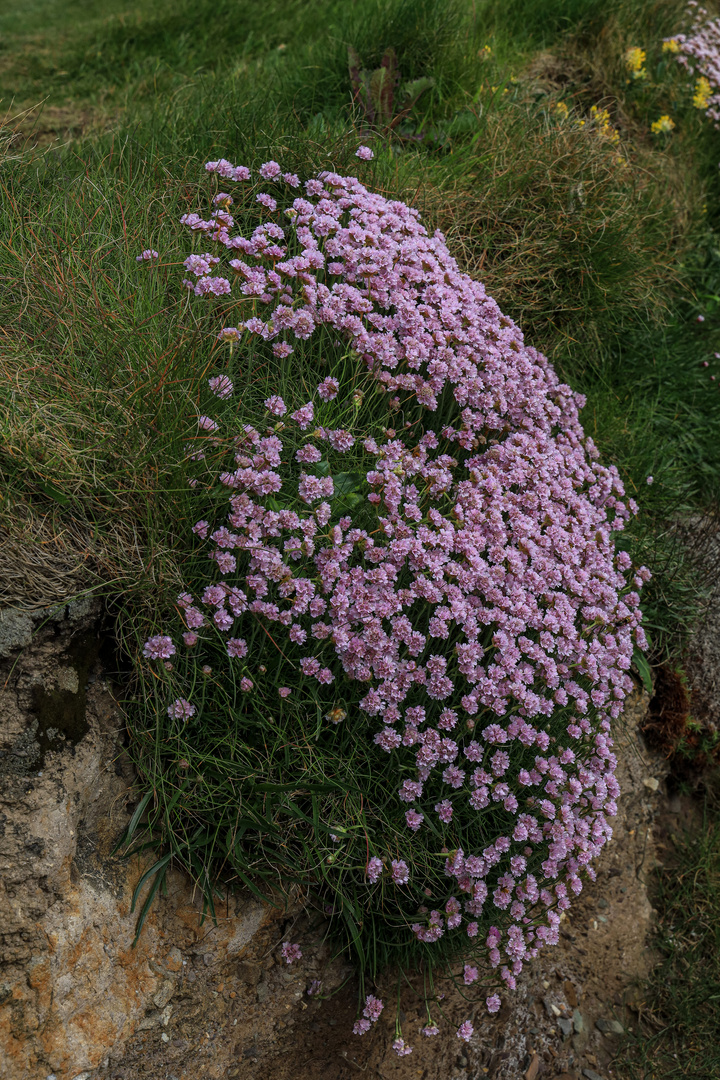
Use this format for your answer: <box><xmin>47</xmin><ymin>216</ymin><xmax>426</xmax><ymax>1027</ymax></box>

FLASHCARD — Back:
<box><xmin>2</xmin><ymin>0</ymin><xmax>720</xmax><ymax>1046</ymax></box>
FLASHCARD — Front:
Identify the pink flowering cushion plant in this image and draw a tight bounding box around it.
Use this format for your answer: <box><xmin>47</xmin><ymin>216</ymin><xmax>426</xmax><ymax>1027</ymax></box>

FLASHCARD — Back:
<box><xmin>139</xmin><ymin>156</ymin><xmax>650</xmax><ymax>1039</ymax></box>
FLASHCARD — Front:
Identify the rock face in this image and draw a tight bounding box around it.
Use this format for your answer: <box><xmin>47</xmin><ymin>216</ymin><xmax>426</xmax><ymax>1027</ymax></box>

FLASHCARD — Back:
<box><xmin>0</xmin><ymin>599</ymin><xmax>275</xmax><ymax>1080</ymax></box>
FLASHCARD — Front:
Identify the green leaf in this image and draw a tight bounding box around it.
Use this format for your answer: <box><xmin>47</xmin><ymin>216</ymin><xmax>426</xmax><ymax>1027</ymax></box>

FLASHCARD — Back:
<box><xmin>632</xmin><ymin>648</ymin><xmax>653</xmax><ymax>693</ymax></box>
<box><xmin>130</xmin><ymin>853</ymin><xmax>173</xmax><ymax>945</ymax></box>
<box><xmin>110</xmin><ymin>788</ymin><xmax>154</xmax><ymax>855</ymax></box>
<box><xmin>38</xmin><ymin>480</ymin><xmax>70</xmax><ymax>505</ymax></box>
<box><xmin>400</xmin><ymin>76</ymin><xmax>435</xmax><ymax>104</ymax></box>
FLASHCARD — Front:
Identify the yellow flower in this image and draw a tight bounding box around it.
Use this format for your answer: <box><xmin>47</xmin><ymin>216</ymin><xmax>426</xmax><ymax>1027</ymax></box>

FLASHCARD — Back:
<box><xmin>555</xmin><ymin>101</ymin><xmax>569</xmax><ymax>120</ymax></box>
<box><xmin>651</xmin><ymin>114</ymin><xmax>676</xmax><ymax>134</ymax></box>
<box><xmin>590</xmin><ymin>105</ymin><xmax>620</xmax><ymax>144</ymax></box>
<box><xmin>624</xmin><ymin>47</ymin><xmax>647</xmax><ymax>80</ymax></box>
<box><xmin>478</xmin><ymin>45</ymin><xmax>492</xmax><ymax>59</ymax></box>
<box><xmin>693</xmin><ymin>76</ymin><xmax>712</xmax><ymax>109</ymax></box>
<box><xmin>662</xmin><ymin>38</ymin><xmax>680</xmax><ymax>53</ymax></box>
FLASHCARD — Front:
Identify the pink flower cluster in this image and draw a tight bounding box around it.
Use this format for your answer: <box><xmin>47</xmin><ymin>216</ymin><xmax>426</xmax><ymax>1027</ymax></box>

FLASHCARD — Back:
<box><xmin>280</xmin><ymin>942</ymin><xmax>302</xmax><ymax>964</ymax></box>
<box><xmin>671</xmin><ymin>2</ymin><xmax>720</xmax><ymax>125</ymax></box>
<box><xmin>146</xmin><ymin>156</ymin><xmax>650</xmax><ymax>1021</ymax></box>
<box><xmin>353</xmin><ymin>993</ymin><xmax>384</xmax><ymax>1035</ymax></box>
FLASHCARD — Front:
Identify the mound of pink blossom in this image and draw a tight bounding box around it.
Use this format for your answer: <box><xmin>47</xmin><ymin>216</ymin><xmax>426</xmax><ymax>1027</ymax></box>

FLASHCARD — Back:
<box><xmin>147</xmin><ymin>157</ymin><xmax>649</xmax><ymax>1005</ymax></box>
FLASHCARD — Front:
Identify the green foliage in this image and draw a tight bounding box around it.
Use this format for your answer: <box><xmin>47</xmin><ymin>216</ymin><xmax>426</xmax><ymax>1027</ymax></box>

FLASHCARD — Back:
<box><xmin>348</xmin><ymin>45</ymin><xmax>435</xmax><ymax>134</ymax></box>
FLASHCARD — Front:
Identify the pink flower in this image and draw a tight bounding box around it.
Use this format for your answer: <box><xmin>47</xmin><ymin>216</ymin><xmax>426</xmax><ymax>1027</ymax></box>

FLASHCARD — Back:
<box><xmin>457</xmin><ymin>1021</ymin><xmax>474</xmax><ymax>1041</ymax></box>
<box><xmin>363</xmin><ymin>995</ymin><xmax>384</xmax><ymax>1022</ymax></box>
<box><xmin>392</xmin><ymin>1039</ymin><xmax>412</xmax><ymax>1056</ymax></box>
<box><xmin>208</xmin><ymin>375</ymin><xmax>233</xmax><ymax>399</ymax></box>
<box><xmin>281</xmin><ymin>942</ymin><xmax>302</xmax><ymax>964</ymax></box>
<box><xmin>317</xmin><ymin>377</ymin><xmax>340</xmax><ymax>400</ymax></box>
<box><xmin>136</xmin><ymin>249</ymin><xmax>159</xmax><ymax>261</ymax></box>
<box><xmin>486</xmin><ymin>995</ymin><xmax>501</xmax><ymax>1014</ymax></box>
<box><xmin>227</xmin><ymin>638</ymin><xmax>248</xmax><ymax>658</ymax></box>
<box><xmin>167</xmin><ymin>698</ymin><xmax>195</xmax><ymax>721</ymax></box>
<box><xmin>391</xmin><ymin>859</ymin><xmax>410</xmax><ymax>885</ymax></box>
<box><xmin>366</xmin><ymin>856</ymin><xmax>383</xmax><ymax>883</ymax></box>
<box><xmin>143</xmin><ymin>635</ymin><xmax>175</xmax><ymax>660</ymax></box>
<box><xmin>240</xmin><ymin>677</ymin><xmax>253</xmax><ymax>692</ymax></box>
<box><xmin>279</xmin><ymin>687</ymin><xmax>292</xmax><ymax>698</ymax></box>
<box><xmin>356</xmin><ymin>146</ymin><xmax>374</xmax><ymax>160</ymax></box>
<box><xmin>265</xmin><ymin>395</ymin><xmax>287</xmax><ymax>416</ymax></box>
<box><xmin>290</xmin><ymin>402</ymin><xmax>314</xmax><ymax>429</ymax></box>
<box><xmin>257</xmin><ymin>193</ymin><xmax>277</xmax><ymax>211</ymax></box>
<box><xmin>192</xmin><ymin>520</ymin><xmax>209</xmax><ymax>538</ymax></box>
<box><xmin>259</xmin><ymin>160</ymin><xmax>281</xmax><ymax>180</ymax></box>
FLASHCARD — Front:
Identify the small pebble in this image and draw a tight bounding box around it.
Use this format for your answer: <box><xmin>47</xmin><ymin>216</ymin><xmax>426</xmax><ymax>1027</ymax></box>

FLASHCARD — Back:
<box><xmin>559</xmin><ymin>1018</ymin><xmax>573</xmax><ymax>1037</ymax></box>
<box><xmin>596</xmin><ymin>1018</ymin><xmax>624</xmax><ymax>1035</ymax></box>
<box><xmin>583</xmin><ymin>1070</ymin><xmax>605</xmax><ymax>1080</ymax></box>
<box><xmin>161</xmin><ymin>1033</ymin><xmax>170</xmax><ymax>1043</ymax></box>
<box><xmin>596</xmin><ymin>898</ymin><xmax>608</xmax><ymax>910</ymax></box>
<box><xmin>572</xmin><ymin>1009</ymin><xmax>584</xmax><ymax>1034</ymax></box>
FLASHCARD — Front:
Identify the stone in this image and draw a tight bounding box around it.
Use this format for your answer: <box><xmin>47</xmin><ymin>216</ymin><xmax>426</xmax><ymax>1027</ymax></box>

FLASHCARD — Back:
<box><xmin>164</xmin><ymin>946</ymin><xmax>183</xmax><ymax>973</ymax></box>
<box><xmin>153</xmin><ymin>980</ymin><xmax>176</xmax><ymax>1009</ymax></box>
<box><xmin>525</xmin><ymin>1051</ymin><xmax>540</xmax><ymax>1080</ymax></box>
<box><xmin>572</xmin><ymin>1009</ymin><xmax>584</xmax><ymax>1033</ymax></box>
<box><xmin>237</xmin><ymin>961</ymin><xmax>262</xmax><ymax>987</ymax></box>
<box><xmin>596</xmin><ymin>898</ymin><xmax>608</xmax><ymax>910</ymax></box>
<box><xmin>643</xmin><ymin>777</ymin><xmax>660</xmax><ymax>792</ymax></box>
<box><xmin>572</xmin><ymin>1032</ymin><xmax>588</xmax><ymax>1055</ymax></box>
<box><xmin>563</xmin><ymin>980</ymin><xmax>578</xmax><ymax>1007</ymax></box>
<box><xmin>558</xmin><ymin>1018</ymin><xmax>573</xmax><ymax>1037</ymax></box>
<box><xmin>596</xmin><ymin>1018</ymin><xmax>625</xmax><ymax>1035</ymax></box>
<box><xmin>582</xmin><ymin>1071</ymin><xmax>606</xmax><ymax>1080</ymax></box>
